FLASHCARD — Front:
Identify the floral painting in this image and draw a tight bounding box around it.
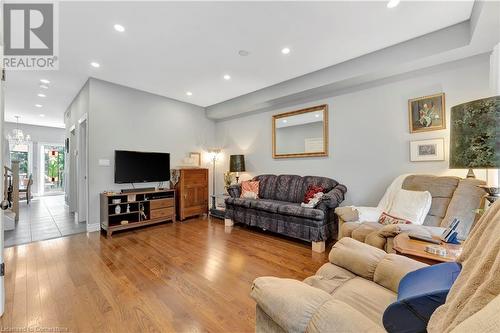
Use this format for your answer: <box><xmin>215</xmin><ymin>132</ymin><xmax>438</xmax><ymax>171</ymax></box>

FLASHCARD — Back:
<box><xmin>408</xmin><ymin>93</ymin><xmax>445</xmax><ymax>133</ymax></box>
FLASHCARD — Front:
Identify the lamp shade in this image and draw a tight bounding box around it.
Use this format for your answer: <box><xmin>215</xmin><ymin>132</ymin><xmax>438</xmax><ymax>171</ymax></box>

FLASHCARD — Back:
<box><xmin>229</xmin><ymin>155</ymin><xmax>246</xmax><ymax>172</ymax></box>
<box><xmin>450</xmin><ymin>96</ymin><xmax>500</xmax><ymax>169</ymax></box>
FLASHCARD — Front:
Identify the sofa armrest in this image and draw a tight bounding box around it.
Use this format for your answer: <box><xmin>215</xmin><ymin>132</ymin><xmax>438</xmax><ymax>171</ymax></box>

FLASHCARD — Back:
<box><xmin>335</xmin><ymin>206</ymin><xmax>359</xmax><ymax>222</ymax></box>
<box><xmin>329</xmin><ymin>237</ymin><xmax>386</xmax><ymax>280</ymax></box>
<box><xmin>320</xmin><ymin>184</ymin><xmax>347</xmax><ymax>209</ymax></box>
<box><xmin>226</xmin><ymin>184</ymin><xmax>241</xmax><ymax>198</ymax></box>
<box><xmin>374</xmin><ymin>254</ymin><xmax>428</xmax><ymax>293</ymax></box>
<box><xmin>251</xmin><ymin>277</ymin><xmax>331</xmax><ymax>333</ymax></box>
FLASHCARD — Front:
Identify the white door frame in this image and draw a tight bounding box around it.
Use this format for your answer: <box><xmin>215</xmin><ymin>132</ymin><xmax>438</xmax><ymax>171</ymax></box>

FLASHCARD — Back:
<box><xmin>76</xmin><ymin>115</ymin><xmax>88</xmax><ymax>223</ymax></box>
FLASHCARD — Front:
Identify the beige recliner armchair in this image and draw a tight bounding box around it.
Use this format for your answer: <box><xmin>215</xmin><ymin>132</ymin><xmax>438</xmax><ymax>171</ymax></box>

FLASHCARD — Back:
<box><xmin>251</xmin><ymin>200</ymin><xmax>500</xmax><ymax>332</ymax></box>
<box><xmin>335</xmin><ymin>175</ymin><xmax>485</xmax><ymax>252</ymax></box>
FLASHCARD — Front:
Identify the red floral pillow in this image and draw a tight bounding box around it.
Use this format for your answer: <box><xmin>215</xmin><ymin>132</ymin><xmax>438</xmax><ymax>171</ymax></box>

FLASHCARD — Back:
<box><xmin>378</xmin><ymin>212</ymin><xmax>412</xmax><ymax>225</ymax></box>
<box><xmin>303</xmin><ymin>185</ymin><xmax>324</xmax><ymax>204</ymax></box>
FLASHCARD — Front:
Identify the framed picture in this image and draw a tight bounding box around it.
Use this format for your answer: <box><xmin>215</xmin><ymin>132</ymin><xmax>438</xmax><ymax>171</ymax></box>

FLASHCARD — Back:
<box><xmin>408</xmin><ymin>93</ymin><xmax>445</xmax><ymax>133</ymax></box>
<box><xmin>410</xmin><ymin>138</ymin><xmax>445</xmax><ymax>162</ymax></box>
<box><xmin>189</xmin><ymin>152</ymin><xmax>201</xmax><ymax>166</ymax></box>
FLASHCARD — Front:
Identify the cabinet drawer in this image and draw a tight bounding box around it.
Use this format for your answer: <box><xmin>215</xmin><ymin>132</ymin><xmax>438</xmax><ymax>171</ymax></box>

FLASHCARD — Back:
<box><xmin>150</xmin><ymin>198</ymin><xmax>174</xmax><ymax>210</ymax></box>
<box><xmin>150</xmin><ymin>207</ymin><xmax>174</xmax><ymax>220</ymax></box>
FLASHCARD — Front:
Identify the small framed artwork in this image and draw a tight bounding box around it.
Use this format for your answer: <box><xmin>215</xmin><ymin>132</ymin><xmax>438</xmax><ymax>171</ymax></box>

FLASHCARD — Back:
<box><xmin>410</xmin><ymin>138</ymin><xmax>445</xmax><ymax>162</ymax></box>
<box><xmin>189</xmin><ymin>152</ymin><xmax>201</xmax><ymax>166</ymax></box>
<box><xmin>408</xmin><ymin>93</ymin><xmax>445</xmax><ymax>133</ymax></box>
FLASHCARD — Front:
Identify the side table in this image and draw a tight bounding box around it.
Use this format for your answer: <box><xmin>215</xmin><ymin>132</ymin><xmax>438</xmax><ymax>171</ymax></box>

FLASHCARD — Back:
<box><xmin>209</xmin><ymin>194</ymin><xmax>229</xmax><ymax>219</ymax></box>
<box><xmin>393</xmin><ymin>233</ymin><xmax>463</xmax><ymax>265</ymax></box>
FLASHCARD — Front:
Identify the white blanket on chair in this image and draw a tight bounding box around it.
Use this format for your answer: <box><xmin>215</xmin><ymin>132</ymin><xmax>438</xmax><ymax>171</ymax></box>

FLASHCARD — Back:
<box><xmin>355</xmin><ymin>174</ymin><xmax>411</xmax><ymax>222</ymax></box>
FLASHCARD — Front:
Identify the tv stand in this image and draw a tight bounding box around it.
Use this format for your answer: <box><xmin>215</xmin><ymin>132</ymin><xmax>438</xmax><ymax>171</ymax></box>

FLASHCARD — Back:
<box><xmin>121</xmin><ymin>187</ymin><xmax>156</xmax><ymax>193</ymax></box>
<box><xmin>100</xmin><ymin>188</ymin><xmax>176</xmax><ymax>237</ymax></box>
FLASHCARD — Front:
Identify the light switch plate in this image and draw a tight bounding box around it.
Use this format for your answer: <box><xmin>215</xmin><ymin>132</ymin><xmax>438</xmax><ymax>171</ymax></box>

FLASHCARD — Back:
<box><xmin>98</xmin><ymin>159</ymin><xmax>110</xmax><ymax>166</ymax></box>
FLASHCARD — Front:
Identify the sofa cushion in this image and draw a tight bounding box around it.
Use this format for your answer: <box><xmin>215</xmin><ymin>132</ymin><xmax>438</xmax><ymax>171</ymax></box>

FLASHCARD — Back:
<box><xmin>374</xmin><ymin>254</ymin><xmax>427</xmax><ymax>293</ymax></box>
<box><xmin>329</xmin><ymin>237</ymin><xmax>386</xmax><ymax>280</ymax></box>
<box><xmin>303</xmin><ymin>263</ymin><xmax>356</xmax><ymax>294</ymax></box>
<box><xmin>225</xmin><ymin>197</ymin><xmax>253</xmax><ymax>208</ymax></box>
<box><xmin>389</xmin><ymin>189</ymin><xmax>432</xmax><ymax>225</ymax></box>
<box><xmin>332</xmin><ymin>277</ymin><xmax>397</xmax><ymax>326</ymax></box>
<box><xmin>251</xmin><ymin>277</ymin><xmax>331</xmax><ymax>333</ymax></box>
<box><xmin>402</xmin><ymin>175</ymin><xmax>459</xmax><ymax>227</ymax></box>
<box><xmin>253</xmin><ymin>174</ymin><xmax>340</xmax><ymax>203</ymax></box>
<box><xmin>308</xmin><ymin>299</ymin><xmax>386</xmax><ymax>333</ymax></box>
<box><xmin>249</xmin><ymin>199</ymin><xmax>297</xmax><ymax>214</ymax></box>
<box><xmin>441</xmin><ymin>178</ymin><xmax>486</xmax><ymax>239</ymax></box>
<box><xmin>277</xmin><ymin>204</ymin><xmax>325</xmax><ymax>221</ymax></box>
<box><xmin>241</xmin><ymin>180</ymin><xmax>260</xmax><ymax>199</ymax></box>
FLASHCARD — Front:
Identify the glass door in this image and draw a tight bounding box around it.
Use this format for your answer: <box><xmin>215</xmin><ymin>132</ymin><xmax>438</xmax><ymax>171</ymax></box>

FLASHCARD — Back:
<box><xmin>41</xmin><ymin>144</ymin><xmax>65</xmax><ymax>195</ymax></box>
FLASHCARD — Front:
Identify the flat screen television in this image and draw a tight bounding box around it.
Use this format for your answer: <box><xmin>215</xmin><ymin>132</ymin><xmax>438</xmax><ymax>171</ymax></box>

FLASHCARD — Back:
<box><xmin>114</xmin><ymin>150</ymin><xmax>170</xmax><ymax>184</ymax></box>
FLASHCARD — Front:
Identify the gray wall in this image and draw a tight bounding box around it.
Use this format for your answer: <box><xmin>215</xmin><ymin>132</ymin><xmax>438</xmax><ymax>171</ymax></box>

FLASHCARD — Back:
<box><xmin>214</xmin><ymin>55</ymin><xmax>490</xmax><ymax>206</ymax></box>
<box><xmin>66</xmin><ymin>78</ymin><xmax>216</xmax><ymax>228</ymax></box>
<box><xmin>4</xmin><ymin>122</ymin><xmax>65</xmax><ymax>195</ymax></box>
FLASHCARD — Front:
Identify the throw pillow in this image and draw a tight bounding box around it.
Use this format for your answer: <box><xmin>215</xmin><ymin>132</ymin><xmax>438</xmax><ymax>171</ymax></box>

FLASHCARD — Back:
<box><xmin>303</xmin><ymin>185</ymin><xmax>324</xmax><ymax>203</ymax></box>
<box><xmin>240</xmin><ymin>180</ymin><xmax>259</xmax><ymax>199</ymax></box>
<box><xmin>389</xmin><ymin>189</ymin><xmax>432</xmax><ymax>225</ymax></box>
<box><xmin>378</xmin><ymin>212</ymin><xmax>412</xmax><ymax>225</ymax></box>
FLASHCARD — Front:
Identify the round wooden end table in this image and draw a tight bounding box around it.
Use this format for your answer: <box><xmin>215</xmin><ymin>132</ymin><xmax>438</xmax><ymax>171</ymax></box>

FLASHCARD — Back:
<box><xmin>393</xmin><ymin>233</ymin><xmax>463</xmax><ymax>265</ymax></box>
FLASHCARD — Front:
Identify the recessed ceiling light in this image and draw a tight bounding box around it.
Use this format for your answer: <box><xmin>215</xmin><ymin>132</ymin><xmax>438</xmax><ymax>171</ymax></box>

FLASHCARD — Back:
<box><xmin>37</xmin><ymin>93</ymin><xmax>46</xmax><ymax>98</ymax></box>
<box><xmin>223</xmin><ymin>74</ymin><xmax>231</xmax><ymax>80</ymax></box>
<box><xmin>315</xmin><ymin>114</ymin><xmax>320</xmax><ymax>118</ymax></box>
<box><xmin>40</xmin><ymin>84</ymin><xmax>49</xmax><ymax>89</ymax></box>
<box><xmin>90</xmin><ymin>62</ymin><xmax>100</xmax><ymax>68</ymax></box>
<box><xmin>39</xmin><ymin>114</ymin><xmax>45</xmax><ymax>117</ymax></box>
<box><xmin>35</xmin><ymin>104</ymin><xmax>43</xmax><ymax>108</ymax></box>
<box><xmin>113</xmin><ymin>24</ymin><xmax>125</xmax><ymax>32</ymax></box>
<box><xmin>238</xmin><ymin>50</ymin><xmax>250</xmax><ymax>56</ymax></box>
<box><xmin>40</xmin><ymin>79</ymin><xmax>50</xmax><ymax>84</ymax></box>
<box><xmin>387</xmin><ymin>0</ymin><xmax>400</xmax><ymax>8</ymax></box>
<box><xmin>186</xmin><ymin>91</ymin><xmax>193</xmax><ymax>96</ymax></box>
<box><xmin>281</xmin><ymin>47</ymin><xmax>291</xmax><ymax>55</ymax></box>
<box><xmin>282</xmin><ymin>119</ymin><xmax>288</xmax><ymax>123</ymax></box>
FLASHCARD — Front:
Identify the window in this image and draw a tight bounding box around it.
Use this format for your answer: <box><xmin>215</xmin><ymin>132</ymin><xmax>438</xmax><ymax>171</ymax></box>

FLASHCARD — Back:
<box><xmin>9</xmin><ymin>142</ymin><xmax>31</xmax><ymax>179</ymax></box>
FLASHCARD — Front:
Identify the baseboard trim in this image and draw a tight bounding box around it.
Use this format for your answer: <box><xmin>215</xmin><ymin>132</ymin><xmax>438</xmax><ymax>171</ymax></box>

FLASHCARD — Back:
<box><xmin>87</xmin><ymin>223</ymin><xmax>100</xmax><ymax>233</ymax></box>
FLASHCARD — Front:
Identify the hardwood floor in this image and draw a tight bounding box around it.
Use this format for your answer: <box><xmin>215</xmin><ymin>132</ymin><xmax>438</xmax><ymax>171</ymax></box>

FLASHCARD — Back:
<box><xmin>0</xmin><ymin>216</ymin><xmax>330</xmax><ymax>332</ymax></box>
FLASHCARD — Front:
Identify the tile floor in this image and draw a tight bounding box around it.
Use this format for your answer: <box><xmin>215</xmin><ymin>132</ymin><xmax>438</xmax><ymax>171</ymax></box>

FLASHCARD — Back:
<box><xmin>4</xmin><ymin>194</ymin><xmax>87</xmax><ymax>247</ymax></box>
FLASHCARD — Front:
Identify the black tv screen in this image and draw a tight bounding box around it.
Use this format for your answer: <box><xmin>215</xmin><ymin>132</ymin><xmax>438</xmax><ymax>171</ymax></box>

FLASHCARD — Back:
<box><xmin>114</xmin><ymin>150</ymin><xmax>170</xmax><ymax>184</ymax></box>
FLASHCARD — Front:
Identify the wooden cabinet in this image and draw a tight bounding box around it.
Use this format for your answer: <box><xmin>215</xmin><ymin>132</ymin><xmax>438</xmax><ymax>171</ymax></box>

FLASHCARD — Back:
<box><xmin>100</xmin><ymin>189</ymin><xmax>176</xmax><ymax>237</ymax></box>
<box><xmin>176</xmin><ymin>168</ymin><xmax>209</xmax><ymax>220</ymax></box>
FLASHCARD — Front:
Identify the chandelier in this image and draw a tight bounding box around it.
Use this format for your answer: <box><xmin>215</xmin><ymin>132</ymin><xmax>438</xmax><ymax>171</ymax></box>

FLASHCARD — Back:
<box><xmin>7</xmin><ymin>116</ymin><xmax>31</xmax><ymax>146</ymax></box>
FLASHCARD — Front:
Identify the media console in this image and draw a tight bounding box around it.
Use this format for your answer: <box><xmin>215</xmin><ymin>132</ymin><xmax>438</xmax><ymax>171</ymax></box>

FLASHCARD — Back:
<box><xmin>100</xmin><ymin>189</ymin><xmax>176</xmax><ymax>237</ymax></box>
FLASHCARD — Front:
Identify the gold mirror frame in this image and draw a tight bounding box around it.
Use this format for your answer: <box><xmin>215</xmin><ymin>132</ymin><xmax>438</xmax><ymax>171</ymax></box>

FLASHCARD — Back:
<box><xmin>272</xmin><ymin>104</ymin><xmax>329</xmax><ymax>159</ymax></box>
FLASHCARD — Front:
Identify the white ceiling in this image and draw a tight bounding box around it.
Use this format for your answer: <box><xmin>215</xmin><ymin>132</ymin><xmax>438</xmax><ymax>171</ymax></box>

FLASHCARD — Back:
<box><xmin>4</xmin><ymin>1</ymin><xmax>475</xmax><ymax>128</ymax></box>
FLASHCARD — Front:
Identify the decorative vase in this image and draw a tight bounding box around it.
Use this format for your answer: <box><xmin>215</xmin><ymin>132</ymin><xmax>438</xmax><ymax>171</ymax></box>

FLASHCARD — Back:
<box><xmin>126</xmin><ymin>204</ymin><xmax>131</xmax><ymax>213</ymax></box>
<box><xmin>115</xmin><ymin>205</ymin><xmax>121</xmax><ymax>214</ymax></box>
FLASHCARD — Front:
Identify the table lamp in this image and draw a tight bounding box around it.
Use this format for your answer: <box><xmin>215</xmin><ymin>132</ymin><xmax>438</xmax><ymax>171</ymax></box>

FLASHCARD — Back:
<box><xmin>229</xmin><ymin>155</ymin><xmax>246</xmax><ymax>183</ymax></box>
<box><xmin>450</xmin><ymin>96</ymin><xmax>499</xmax><ymax>194</ymax></box>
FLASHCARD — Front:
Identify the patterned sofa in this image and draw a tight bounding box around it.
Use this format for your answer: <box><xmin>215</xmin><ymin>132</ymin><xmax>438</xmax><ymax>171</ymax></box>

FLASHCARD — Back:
<box><xmin>224</xmin><ymin>174</ymin><xmax>347</xmax><ymax>252</ymax></box>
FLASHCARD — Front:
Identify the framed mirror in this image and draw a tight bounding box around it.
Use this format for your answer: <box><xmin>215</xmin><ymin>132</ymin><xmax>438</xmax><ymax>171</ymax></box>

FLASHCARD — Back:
<box><xmin>272</xmin><ymin>104</ymin><xmax>328</xmax><ymax>158</ymax></box>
